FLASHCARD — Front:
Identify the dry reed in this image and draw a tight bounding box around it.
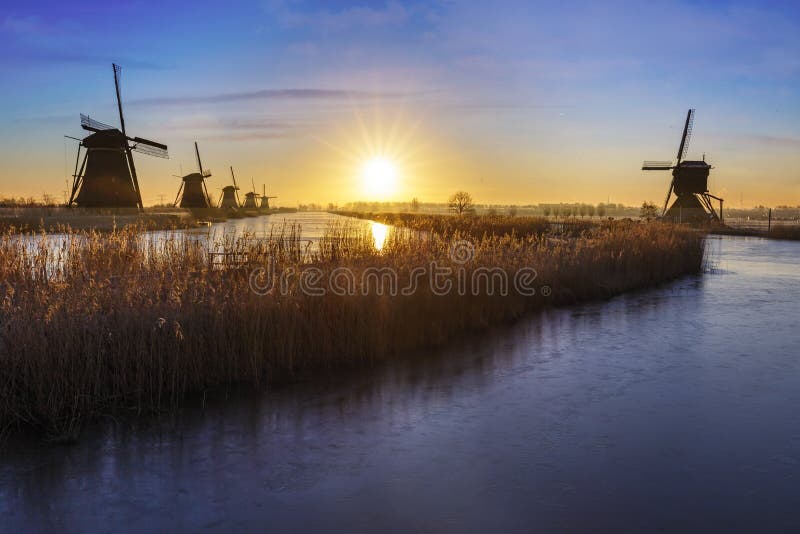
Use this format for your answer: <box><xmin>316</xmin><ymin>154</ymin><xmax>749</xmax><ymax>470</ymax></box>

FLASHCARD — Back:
<box><xmin>0</xmin><ymin>218</ymin><xmax>704</xmax><ymax>440</ymax></box>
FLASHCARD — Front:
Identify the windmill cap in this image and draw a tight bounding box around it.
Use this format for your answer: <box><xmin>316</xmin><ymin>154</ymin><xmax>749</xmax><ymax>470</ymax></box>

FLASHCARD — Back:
<box><xmin>182</xmin><ymin>172</ymin><xmax>206</xmax><ymax>182</ymax></box>
<box><xmin>82</xmin><ymin>129</ymin><xmax>126</xmax><ymax>148</ymax></box>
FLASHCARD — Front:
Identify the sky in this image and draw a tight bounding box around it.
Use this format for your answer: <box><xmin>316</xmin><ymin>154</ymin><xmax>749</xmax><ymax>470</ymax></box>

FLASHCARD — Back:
<box><xmin>0</xmin><ymin>0</ymin><xmax>798</xmax><ymax>207</ymax></box>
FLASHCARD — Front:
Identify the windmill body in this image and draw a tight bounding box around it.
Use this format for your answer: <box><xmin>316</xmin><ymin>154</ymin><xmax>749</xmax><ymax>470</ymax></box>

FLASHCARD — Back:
<box><xmin>260</xmin><ymin>195</ymin><xmax>277</xmax><ymax>210</ymax></box>
<box><xmin>68</xmin><ymin>64</ymin><xmax>168</xmax><ymax>209</ymax></box>
<box><xmin>663</xmin><ymin>160</ymin><xmax>713</xmax><ymax>220</ymax></box>
<box><xmin>74</xmin><ymin>130</ymin><xmax>140</xmax><ymax>207</ymax></box>
<box><xmin>178</xmin><ymin>173</ymin><xmax>211</xmax><ymax>208</ymax></box>
<box><xmin>219</xmin><ymin>186</ymin><xmax>240</xmax><ymax>209</ymax></box>
<box><xmin>174</xmin><ymin>143</ymin><xmax>212</xmax><ymax>209</ymax></box>
<box><xmin>243</xmin><ymin>192</ymin><xmax>259</xmax><ymax>209</ymax></box>
<box><xmin>642</xmin><ymin>109</ymin><xmax>723</xmax><ymax>223</ymax></box>
<box><xmin>219</xmin><ymin>166</ymin><xmax>242</xmax><ymax>210</ymax></box>
<box><xmin>259</xmin><ymin>184</ymin><xmax>276</xmax><ymax>211</ymax></box>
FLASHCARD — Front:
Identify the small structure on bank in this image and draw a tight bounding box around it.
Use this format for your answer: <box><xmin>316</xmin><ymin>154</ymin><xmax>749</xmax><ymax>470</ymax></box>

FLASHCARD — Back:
<box><xmin>68</xmin><ymin>64</ymin><xmax>168</xmax><ymax>209</ymax></box>
<box><xmin>642</xmin><ymin>109</ymin><xmax>723</xmax><ymax>223</ymax></box>
<box><xmin>174</xmin><ymin>142</ymin><xmax>212</xmax><ymax>209</ymax></box>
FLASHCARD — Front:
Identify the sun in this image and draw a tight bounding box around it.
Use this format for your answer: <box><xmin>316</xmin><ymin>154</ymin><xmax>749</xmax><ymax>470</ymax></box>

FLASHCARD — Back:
<box><xmin>361</xmin><ymin>157</ymin><xmax>398</xmax><ymax>198</ymax></box>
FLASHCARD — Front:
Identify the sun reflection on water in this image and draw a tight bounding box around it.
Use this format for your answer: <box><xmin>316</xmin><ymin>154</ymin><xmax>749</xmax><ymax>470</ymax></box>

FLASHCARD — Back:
<box><xmin>371</xmin><ymin>222</ymin><xmax>388</xmax><ymax>251</ymax></box>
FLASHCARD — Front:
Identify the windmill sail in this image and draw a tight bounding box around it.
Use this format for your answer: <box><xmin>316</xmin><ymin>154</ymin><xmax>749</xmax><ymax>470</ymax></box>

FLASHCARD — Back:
<box><xmin>80</xmin><ymin>114</ymin><xmax>115</xmax><ymax>132</ymax></box>
<box><xmin>131</xmin><ymin>138</ymin><xmax>168</xmax><ymax>158</ymax></box>
<box><xmin>675</xmin><ymin>109</ymin><xmax>695</xmax><ymax>164</ymax></box>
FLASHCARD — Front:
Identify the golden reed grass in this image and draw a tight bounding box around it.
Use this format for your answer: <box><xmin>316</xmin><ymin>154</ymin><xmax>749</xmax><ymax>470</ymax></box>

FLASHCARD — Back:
<box><xmin>0</xmin><ymin>218</ymin><xmax>704</xmax><ymax>440</ymax></box>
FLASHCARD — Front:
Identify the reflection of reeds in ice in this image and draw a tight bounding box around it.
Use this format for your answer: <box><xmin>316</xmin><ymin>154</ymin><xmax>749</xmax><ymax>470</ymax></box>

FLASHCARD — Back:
<box><xmin>0</xmin><ymin>219</ymin><xmax>704</xmax><ymax>440</ymax></box>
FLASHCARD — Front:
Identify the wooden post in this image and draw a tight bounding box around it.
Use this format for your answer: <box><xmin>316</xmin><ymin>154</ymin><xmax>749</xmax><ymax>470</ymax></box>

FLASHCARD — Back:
<box><xmin>768</xmin><ymin>208</ymin><xmax>772</xmax><ymax>232</ymax></box>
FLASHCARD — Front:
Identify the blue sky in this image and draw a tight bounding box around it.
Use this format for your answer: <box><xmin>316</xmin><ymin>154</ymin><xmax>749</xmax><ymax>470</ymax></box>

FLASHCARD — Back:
<box><xmin>1</xmin><ymin>0</ymin><xmax>798</xmax><ymax>206</ymax></box>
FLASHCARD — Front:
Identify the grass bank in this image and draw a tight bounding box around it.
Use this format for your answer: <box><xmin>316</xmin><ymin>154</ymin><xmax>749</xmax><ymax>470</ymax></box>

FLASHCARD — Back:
<box><xmin>711</xmin><ymin>225</ymin><xmax>800</xmax><ymax>241</ymax></box>
<box><xmin>0</xmin><ymin>218</ymin><xmax>704</xmax><ymax>440</ymax></box>
<box><xmin>0</xmin><ymin>207</ymin><xmax>195</xmax><ymax>232</ymax></box>
<box><xmin>334</xmin><ymin>210</ymin><xmax>595</xmax><ymax>238</ymax></box>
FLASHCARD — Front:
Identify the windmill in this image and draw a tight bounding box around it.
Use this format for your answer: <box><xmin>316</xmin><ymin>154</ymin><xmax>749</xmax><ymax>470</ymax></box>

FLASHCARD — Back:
<box><xmin>260</xmin><ymin>184</ymin><xmax>277</xmax><ymax>211</ymax></box>
<box><xmin>67</xmin><ymin>63</ymin><xmax>168</xmax><ymax>209</ymax></box>
<box><xmin>642</xmin><ymin>109</ymin><xmax>723</xmax><ymax>223</ymax></box>
<box><xmin>242</xmin><ymin>178</ymin><xmax>259</xmax><ymax>209</ymax></box>
<box><xmin>174</xmin><ymin>142</ymin><xmax>212</xmax><ymax>208</ymax></box>
<box><xmin>219</xmin><ymin>166</ymin><xmax>241</xmax><ymax>209</ymax></box>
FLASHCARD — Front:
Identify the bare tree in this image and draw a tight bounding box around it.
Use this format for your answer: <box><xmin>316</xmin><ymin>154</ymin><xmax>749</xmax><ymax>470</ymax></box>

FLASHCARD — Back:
<box><xmin>448</xmin><ymin>191</ymin><xmax>474</xmax><ymax>215</ymax></box>
<box><xmin>410</xmin><ymin>197</ymin><xmax>420</xmax><ymax>212</ymax></box>
<box><xmin>508</xmin><ymin>205</ymin><xmax>518</xmax><ymax>217</ymax></box>
<box><xmin>640</xmin><ymin>201</ymin><xmax>659</xmax><ymax>219</ymax></box>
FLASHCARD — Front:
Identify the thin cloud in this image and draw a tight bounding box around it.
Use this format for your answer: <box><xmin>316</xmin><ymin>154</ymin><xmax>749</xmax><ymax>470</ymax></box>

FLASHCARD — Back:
<box><xmin>9</xmin><ymin>49</ymin><xmax>167</xmax><ymax>70</ymax></box>
<box><xmin>266</xmin><ymin>0</ymin><xmax>410</xmax><ymax>32</ymax></box>
<box><xmin>199</xmin><ymin>131</ymin><xmax>299</xmax><ymax>142</ymax></box>
<box><xmin>131</xmin><ymin>88</ymin><xmax>411</xmax><ymax>107</ymax></box>
<box><xmin>164</xmin><ymin>117</ymin><xmax>298</xmax><ymax>132</ymax></box>
<box><xmin>745</xmin><ymin>134</ymin><xmax>800</xmax><ymax>149</ymax></box>
<box><xmin>1</xmin><ymin>15</ymin><xmax>51</xmax><ymax>35</ymax></box>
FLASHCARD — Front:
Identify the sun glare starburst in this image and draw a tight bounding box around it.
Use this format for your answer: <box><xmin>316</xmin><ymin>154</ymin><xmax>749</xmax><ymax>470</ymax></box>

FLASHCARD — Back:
<box><xmin>361</xmin><ymin>156</ymin><xmax>398</xmax><ymax>198</ymax></box>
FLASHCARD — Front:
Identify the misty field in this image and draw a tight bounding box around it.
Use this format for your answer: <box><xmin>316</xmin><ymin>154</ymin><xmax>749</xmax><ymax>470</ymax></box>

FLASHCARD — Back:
<box><xmin>0</xmin><ymin>218</ymin><xmax>704</xmax><ymax>440</ymax></box>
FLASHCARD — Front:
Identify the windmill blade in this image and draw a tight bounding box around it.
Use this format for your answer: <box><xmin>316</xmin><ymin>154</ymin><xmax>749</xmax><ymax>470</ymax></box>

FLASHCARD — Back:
<box><xmin>642</xmin><ymin>161</ymin><xmax>673</xmax><ymax>170</ymax></box>
<box><xmin>131</xmin><ymin>136</ymin><xmax>168</xmax><ymax>158</ymax></box>
<box><xmin>230</xmin><ymin>166</ymin><xmax>239</xmax><ymax>189</ymax></box>
<box><xmin>113</xmin><ymin>63</ymin><xmax>127</xmax><ymax>136</ymax></box>
<box><xmin>193</xmin><ymin>142</ymin><xmax>212</xmax><ymax>177</ymax></box>
<box><xmin>662</xmin><ymin>179</ymin><xmax>674</xmax><ymax>216</ymax></box>
<box><xmin>131</xmin><ymin>142</ymin><xmax>169</xmax><ymax>159</ymax></box>
<box><xmin>80</xmin><ymin>114</ymin><xmax>115</xmax><ymax>131</ymax></box>
<box><xmin>173</xmin><ymin>182</ymin><xmax>184</xmax><ymax>207</ymax></box>
<box><xmin>675</xmin><ymin>108</ymin><xmax>695</xmax><ymax>164</ymax></box>
<box><xmin>131</xmin><ymin>136</ymin><xmax>167</xmax><ymax>151</ymax></box>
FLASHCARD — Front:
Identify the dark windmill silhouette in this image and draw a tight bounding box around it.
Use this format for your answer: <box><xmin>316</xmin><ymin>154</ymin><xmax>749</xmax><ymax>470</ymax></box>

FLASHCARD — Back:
<box><xmin>642</xmin><ymin>109</ymin><xmax>723</xmax><ymax>223</ymax></box>
<box><xmin>242</xmin><ymin>178</ymin><xmax>259</xmax><ymax>209</ymax></box>
<box><xmin>259</xmin><ymin>185</ymin><xmax>277</xmax><ymax>211</ymax></box>
<box><xmin>218</xmin><ymin>166</ymin><xmax>241</xmax><ymax>209</ymax></box>
<box><xmin>68</xmin><ymin>63</ymin><xmax>168</xmax><ymax>209</ymax></box>
<box><xmin>174</xmin><ymin>142</ymin><xmax>212</xmax><ymax>208</ymax></box>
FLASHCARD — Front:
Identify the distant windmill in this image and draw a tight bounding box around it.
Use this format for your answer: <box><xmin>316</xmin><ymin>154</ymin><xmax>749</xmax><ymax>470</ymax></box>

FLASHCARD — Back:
<box><xmin>242</xmin><ymin>177</ymin><xmax>259</xmax><ymax>209</ymax></box>
<box><xmin>68</xmin><ymin>63</ymin><xmax>168</xmax><ymax>209</ymax></box>
<box><xmin>642</xmin><ymin>109</ymin><xmax>723</xmax><ymax>223</ymax></box>
<box><xmin>260</xmin><ymin>184</ymin><xmax>277</xmax><ymax>211</ymax></box>
<box><xmin>219</xmin><ymin>166</ymin><xmax>241</xmax><ymax>209</ymax></box>
<box><xmin>174</xmin><ymin>142</ymin><xmax>212</xmax><ymax>208</ymax></box>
